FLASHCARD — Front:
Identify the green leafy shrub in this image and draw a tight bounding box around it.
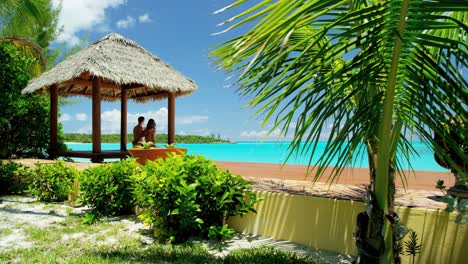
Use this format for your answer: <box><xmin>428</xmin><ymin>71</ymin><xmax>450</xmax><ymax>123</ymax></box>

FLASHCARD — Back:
<box><xmin>133</xmin><ymin>154</ymin><xmax>257</xmax><ymax>243</ymax></box>
<box><xmin>79</xmin><ymin>159</ymin><xmax>139</xmax><ymax>216</ymax></box>
<box><xmin>0</xmin><ymin>161</ymin><xmax>31</xmax><ymax>195</ymax></box>
<box><xmin>208</xmin><ymin>224</ymin><xmax>235</xmax><ymax>241</ymax></box>
<box><xmin>29</xmin><ymin>161</ymin><xmax>78</xmax><ymax>202</ymax></box>
<box><xmin>82</xmin><ymin>212</ymin><xmax>98</xmax><ymax>225</ymax></box>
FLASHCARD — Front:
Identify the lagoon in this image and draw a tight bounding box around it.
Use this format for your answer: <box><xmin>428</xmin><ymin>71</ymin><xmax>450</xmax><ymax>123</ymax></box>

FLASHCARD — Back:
<box><xmin>66</xmin><ymin>141</ymin><xmax>448</xmax><ymax>172</ymax></box>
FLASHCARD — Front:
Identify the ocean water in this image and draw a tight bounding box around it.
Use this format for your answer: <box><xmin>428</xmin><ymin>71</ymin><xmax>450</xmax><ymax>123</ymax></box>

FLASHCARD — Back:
<box><xmin>66</xmin><ymin>141</ymin><xmax>449</xmax><ymax>172</ymax></box>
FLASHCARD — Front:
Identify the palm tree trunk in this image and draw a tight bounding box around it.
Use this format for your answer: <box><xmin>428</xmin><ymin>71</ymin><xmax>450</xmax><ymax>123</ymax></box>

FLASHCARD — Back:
<box><xmin>374</xmin><ymin>0</ymin><xmax>410</xmax><ymax>262</ymax></box>
<box><xmin>355</xmin><ymin>142</ymin><xmax>383</xmax><ymax>263</ymax></box>
<box><xmin>355</xmin><ymin>137</ymin><xmax>405</xmax><ymax>263</ymax></box>
<box><xmin>355</xmin><ymin>162</ymin><xmax>401</xmax><ymax>263</ymax></box>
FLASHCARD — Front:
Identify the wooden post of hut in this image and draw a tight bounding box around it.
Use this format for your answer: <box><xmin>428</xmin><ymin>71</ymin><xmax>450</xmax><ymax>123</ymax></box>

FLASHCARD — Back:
<box><xmin>120</xmin><ymin>85</ymin><xmax>128</xmax><ymax>152</ymax></box>
<box><xmin>168</xmin><ymin>92</ymin><xmax>176</xmax><ymax>145</ymax></box>
<box><xmin>49</xmin><ymin>84</ymin><xmax>58</xmax><ymax>159</ymax></box>
<box><xmin>91</xmin><ymin>77</ymin><xmax>102</xmax><ymax>162</ymax></box>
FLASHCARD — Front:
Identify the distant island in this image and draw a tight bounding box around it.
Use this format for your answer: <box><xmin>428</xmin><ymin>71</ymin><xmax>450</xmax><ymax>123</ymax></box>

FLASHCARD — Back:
<box><xmin>64</xmin><ymin>133</ymin><xmax>230</xmax><ymax>144</ymax></box>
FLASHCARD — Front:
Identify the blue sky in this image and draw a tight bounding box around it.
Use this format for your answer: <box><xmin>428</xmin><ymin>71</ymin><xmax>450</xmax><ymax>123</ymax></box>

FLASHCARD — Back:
<box><xmin>52</xmin><ymin>0</ymin><xmax>289</xmax><ymax>142</ymax></box>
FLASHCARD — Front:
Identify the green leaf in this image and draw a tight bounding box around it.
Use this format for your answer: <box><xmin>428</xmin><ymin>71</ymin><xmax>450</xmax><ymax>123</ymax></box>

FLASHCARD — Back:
<box><xmin>171</xmin><ymin>208</ymin><xmax>180</xmax><ymax>215</ymax></box>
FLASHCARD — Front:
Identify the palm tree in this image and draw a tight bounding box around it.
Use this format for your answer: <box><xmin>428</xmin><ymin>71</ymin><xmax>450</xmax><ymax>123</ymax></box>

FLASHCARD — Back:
<box><xmin>211</xmin><ymin>0</ymin><xmax>467</xmax><ymax>263</ymax></box>
<box><xmin>0</xmin><ymin>0</ymin><xmax>43</xmax><ymax>21</ymax></box>
<box><xmin>0</xmin><ymin>0</ymin><xmax>50</xmax><ymax>74</ymax></box>
<box><xmin>0</xmin><ymin>36</ymin><xmax>46</xmax><ymax>75</ymax></box>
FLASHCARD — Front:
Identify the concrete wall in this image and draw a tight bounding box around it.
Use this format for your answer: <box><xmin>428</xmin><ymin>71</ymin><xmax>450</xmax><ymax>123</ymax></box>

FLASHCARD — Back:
<box><xmin>228</xmin><ymin>191</ymin><xmax>468</xmax><ymax>264</ymax></box>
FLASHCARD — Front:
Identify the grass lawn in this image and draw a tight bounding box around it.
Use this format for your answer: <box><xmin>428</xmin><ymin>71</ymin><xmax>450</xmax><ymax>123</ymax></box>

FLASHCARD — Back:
<box><xmin>1</xmin><ymin>240</ymin><xmax>319</xmax><ymax>264</ymax></box>
<box><xmin>0</xmin><ymin>196</ymin><xmax>319</xmax><ymax>264</ymax></box>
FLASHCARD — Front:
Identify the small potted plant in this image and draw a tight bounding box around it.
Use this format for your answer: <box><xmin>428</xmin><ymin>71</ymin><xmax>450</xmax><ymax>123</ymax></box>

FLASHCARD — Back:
<box><xmin>128</xmin><ymin>142</ymin><xmax>187</xmax><ymax>165</ymax></box>
<box><xmin>162</xmin><ymin>143</ymin><xmax>187</xmax><ymax>158</ymax></box>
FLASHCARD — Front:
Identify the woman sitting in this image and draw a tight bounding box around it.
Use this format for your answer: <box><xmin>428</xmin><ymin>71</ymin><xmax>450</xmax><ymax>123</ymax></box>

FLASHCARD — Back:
<box><xmin>145</xmin><ymin>119</ymin><xmax>156</xmax><ymax>146</ymax></box>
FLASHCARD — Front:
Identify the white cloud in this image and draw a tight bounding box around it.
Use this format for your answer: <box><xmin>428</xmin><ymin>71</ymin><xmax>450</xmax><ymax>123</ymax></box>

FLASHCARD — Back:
<box><xmin>240</xmin><ymin>129</ymin><xmax>282</xmax><ymax>139</ymax></box>
<box><xmin>138</xmin><ymin>13</ymin><xmax>152</xmax><ymax>23</ymax></box>
<box><xmin>52</xmin><ymin>0</ymin><xmax>127</xmax><ymax>45</ymax></box>
<box><xmin>116</xmin><ymin>16</ymin><xmax>135</xmax><ymax>29</ymax></box>
<box><xmin>59</xmin><ymin>113</ymin><xmax>71</xmax><ymax>122</ymax></box>
<box><xmin>101</xmin><ymin>109</ymin><xmax>126</xmax><ymax>133</ymax></box>
<box><xmin>116</xmin><ymin>13</ymin><xmax>152</xmax><ymax>29</ymax></box>
<box><xmin>177</xmin><ymin>115</ymin><xmax>209</xmax><ymax>125</ymax></box>
<box><xmin>75</xmin><ymin>113</ymin><xmax>87</xmax><ymax>121</ymax></box>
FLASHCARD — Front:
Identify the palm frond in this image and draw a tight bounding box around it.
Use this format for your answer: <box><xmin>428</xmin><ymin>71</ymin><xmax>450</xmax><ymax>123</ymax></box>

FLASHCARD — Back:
<box><xmin>0</xmin><ymin>36</ymin><xmax>45</xmax><ymax>76</ymax></box>
<box><xmin>211</xmin><ymin>0</ymin><xmax>468</xmax><ymax>183</ymax></box>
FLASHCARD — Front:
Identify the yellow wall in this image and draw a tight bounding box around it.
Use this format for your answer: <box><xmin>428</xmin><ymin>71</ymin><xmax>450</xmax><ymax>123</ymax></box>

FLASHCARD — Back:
<box><xmin>228</xmin><ymin>191</ymin><xmax>468</xmax><ymax>264</ymax></box>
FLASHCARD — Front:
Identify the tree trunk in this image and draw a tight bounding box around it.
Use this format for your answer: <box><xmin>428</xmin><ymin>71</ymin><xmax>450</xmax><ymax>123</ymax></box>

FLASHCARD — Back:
<box><xmin>354</xmin><ymin>167</ymin><xmax>385</xmax><ymax>263</ymax></box>
<box><xmin>0</xmin><ymin>123</ymin><xmax>12</xmax><ymax>158</ymax></box>
<box><xmin>355</xmin><ymin>147</ymin><xmax>406</xmax><ymax>263</ymax></box>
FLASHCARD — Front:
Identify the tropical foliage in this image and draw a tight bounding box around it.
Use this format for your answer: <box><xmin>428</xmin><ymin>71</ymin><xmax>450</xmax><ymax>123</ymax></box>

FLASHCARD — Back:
<box><xmin>212</xmin><ymin>0</ymin><xmax>467</xmax><ymax>262</ymax></box>
<box><xmin>0</xmin><ymin>161</ymin><xmax>31</xmax><ymax>195</ymax></box>
<box><xmin>0</xmin><ymin>0</ymin><xmax>59</xmax><ymax>51</ymax></box>
<box><xmin>79</xmin><ymin>159</ymin><xmax>140</xmax><ymax>217</ymax></box>
<box><xmin>0</xmin><ymin>0</ymin><xmax>60</xmax><ymax>74</ymax></box>
<box><xmin>134</xmin><ymin>154</ymin><xmax>257</xmax><ymax>243</ymax></box>
<box><xmin>0</xmin><ymin>0</ymin><xmax>73</xmax><ymax>159</ymax></box>
<box><xmin>29</xmin><ymin>160</ymin><xmax>78</xmax><ymax>202</ymax></box>
<box><xmin>443</xmin><ymin>195</ymin><xmax>468</xmax><ymax>224</ymax></box>
<box><xmin>0</xmin><ymin>41</ymin><xmax>48</xmax><ymax>158</ymax></box>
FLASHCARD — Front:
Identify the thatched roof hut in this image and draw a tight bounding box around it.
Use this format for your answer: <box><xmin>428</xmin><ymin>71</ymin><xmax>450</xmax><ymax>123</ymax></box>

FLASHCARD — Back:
<box><xmin>21</xmin><ymin>33</ymin><xmax>197</xmax><ymax>162</ymax></box>
<box><xmin>22</xmin><ymin>33</ymin><xmax>197</xmax><ymax>101</ymax></box>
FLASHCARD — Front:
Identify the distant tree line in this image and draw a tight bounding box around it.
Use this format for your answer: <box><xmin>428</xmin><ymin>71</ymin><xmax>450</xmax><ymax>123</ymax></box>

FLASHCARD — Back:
<box><xmin>64</xmin><ymin>133</ymin><xmax>230</xmax><ymax>144</ymax></box>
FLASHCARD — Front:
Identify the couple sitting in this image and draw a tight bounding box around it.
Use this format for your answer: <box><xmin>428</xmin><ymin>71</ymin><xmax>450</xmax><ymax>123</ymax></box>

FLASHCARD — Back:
<box><xmin>132</xmin><ymin>116</ymin><xmax>156</xmax><ymax>147</ymax></box>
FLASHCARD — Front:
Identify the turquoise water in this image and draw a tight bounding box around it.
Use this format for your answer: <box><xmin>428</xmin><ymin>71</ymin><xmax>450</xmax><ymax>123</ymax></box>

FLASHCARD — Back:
<box><xmin>66</xmin><ymin>141</ymin><xmax>448</xmax><ymax>172</ymax></box>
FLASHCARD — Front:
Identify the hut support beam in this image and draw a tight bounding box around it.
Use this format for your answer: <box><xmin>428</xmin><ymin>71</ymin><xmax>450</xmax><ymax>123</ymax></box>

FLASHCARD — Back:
<box><xmin>168</xmin><ymin>92</ymin><xmax>175</xmax><ymax>145</ymax></box>
<box><xmin>92</xmin><ymin>77</ymin><xmax>102</xmax><ymax>163</ymax></box>
<box><xmin>120</xmin><ymin>86</ymin><xmax>127</xmax><ymax>152</ymax></box>
<box><xmin>49</xmin><ymin>84</ymin><xmax>58</xmax><ymax>159</ymax></box>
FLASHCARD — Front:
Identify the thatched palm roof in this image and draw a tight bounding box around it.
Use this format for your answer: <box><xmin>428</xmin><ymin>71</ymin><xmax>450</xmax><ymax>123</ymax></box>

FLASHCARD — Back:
<box><xmin>22</xmin><ymin>33</ymin><xmax>197</xmax><ymax>101</ymax></box>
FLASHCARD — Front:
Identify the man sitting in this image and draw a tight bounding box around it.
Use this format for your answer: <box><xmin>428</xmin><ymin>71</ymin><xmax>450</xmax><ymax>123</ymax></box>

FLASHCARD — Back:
<box><xmin>132</xmin><ymin>116</ymin><xmax>147</xmax><ymax>147</ymax></box>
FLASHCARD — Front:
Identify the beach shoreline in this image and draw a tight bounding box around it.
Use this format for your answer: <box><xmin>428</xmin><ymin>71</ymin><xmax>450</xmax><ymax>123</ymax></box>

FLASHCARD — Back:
<box><xmin>214</xmin><ymin>160</ymin><xmax>453</xmax><ymax>191</ymax></box>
